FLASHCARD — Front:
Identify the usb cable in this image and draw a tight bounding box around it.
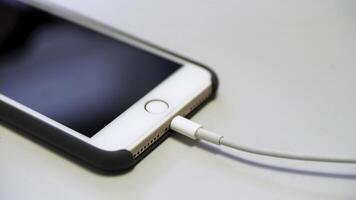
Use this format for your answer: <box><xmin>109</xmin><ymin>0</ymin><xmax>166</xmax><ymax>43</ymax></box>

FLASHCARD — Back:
<box><xmin>170</xmin><ymin>116</ymin><xmax>356</xmax><ymax>163</ymax></box>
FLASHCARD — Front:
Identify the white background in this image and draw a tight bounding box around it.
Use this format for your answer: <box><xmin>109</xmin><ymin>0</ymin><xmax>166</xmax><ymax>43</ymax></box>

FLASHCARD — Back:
<box><xmin>1</xmin><ymin>0</ymin><xmax>356</xmax><ymax>199</ymax></box>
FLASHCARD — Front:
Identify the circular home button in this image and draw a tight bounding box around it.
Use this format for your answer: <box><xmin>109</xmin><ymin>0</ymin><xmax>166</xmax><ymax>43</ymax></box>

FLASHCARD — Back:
<box><xmin>144</xmin><ymin>99</ymin><xmax>169</xmax><ymax>114</ymax></box>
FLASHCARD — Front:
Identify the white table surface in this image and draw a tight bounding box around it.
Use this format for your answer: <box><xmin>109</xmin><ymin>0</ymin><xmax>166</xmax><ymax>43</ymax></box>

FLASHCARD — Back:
<box><xmin>1</xmin><ymin>0</ymin><xmax>356</xmax><ymax>199</ymax></box>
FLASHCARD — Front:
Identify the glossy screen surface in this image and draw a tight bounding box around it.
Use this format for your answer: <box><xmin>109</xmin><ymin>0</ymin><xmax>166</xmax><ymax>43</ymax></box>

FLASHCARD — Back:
<box><xmin>0</xmin><ymin>1</ymin><xmax>180</xmax><ymax>137</ymax></box>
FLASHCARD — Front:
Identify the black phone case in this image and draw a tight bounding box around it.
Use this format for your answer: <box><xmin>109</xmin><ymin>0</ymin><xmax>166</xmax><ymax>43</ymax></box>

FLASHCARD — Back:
<box><xmin>0</xmin><ymin>12</ymin><xmax>219</xmax><ymax>173</ymax></box>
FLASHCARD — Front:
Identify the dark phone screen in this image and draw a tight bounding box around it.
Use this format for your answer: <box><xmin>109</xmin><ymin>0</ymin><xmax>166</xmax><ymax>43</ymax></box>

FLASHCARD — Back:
<box><xmin>0</xmin><ymin>1</ymin><xmax>181</xmax><ymax>137</ymax></box>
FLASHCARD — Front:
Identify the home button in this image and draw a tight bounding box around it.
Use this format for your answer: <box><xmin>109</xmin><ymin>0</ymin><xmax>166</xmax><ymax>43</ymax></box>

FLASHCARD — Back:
<box><xmin>145</xmin><ymin>99</ymin><xmax>169</xmax><ymax>114</ymax></box>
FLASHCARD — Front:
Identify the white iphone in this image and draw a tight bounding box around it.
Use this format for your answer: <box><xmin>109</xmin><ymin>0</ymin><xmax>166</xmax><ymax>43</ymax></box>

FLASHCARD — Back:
<box><xmin>0</xmin><ymin>0</ymin><xmax>218</xmax><ymax>171</ymax></box>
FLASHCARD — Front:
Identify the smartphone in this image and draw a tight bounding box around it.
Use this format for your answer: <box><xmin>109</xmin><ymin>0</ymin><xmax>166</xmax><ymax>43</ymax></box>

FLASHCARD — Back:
<box><xmin>0</xmin><ymin>0</ymin><xmax>218</xmax><ymax>171</ymax></box>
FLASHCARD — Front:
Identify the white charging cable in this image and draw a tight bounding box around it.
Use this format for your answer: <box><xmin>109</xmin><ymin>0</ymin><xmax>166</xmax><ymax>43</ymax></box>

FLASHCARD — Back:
<box><xmin>170</xmin><ymin>116</ymin><xmax>356</xmax><ymax>163</ymax></box>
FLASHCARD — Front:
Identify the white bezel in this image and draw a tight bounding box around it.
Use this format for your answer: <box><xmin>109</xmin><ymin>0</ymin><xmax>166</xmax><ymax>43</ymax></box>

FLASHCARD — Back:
<box><xmin>1</xmin><ymin>0</ymin><xmax>213</xmax><ymax>152</ymax></box>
